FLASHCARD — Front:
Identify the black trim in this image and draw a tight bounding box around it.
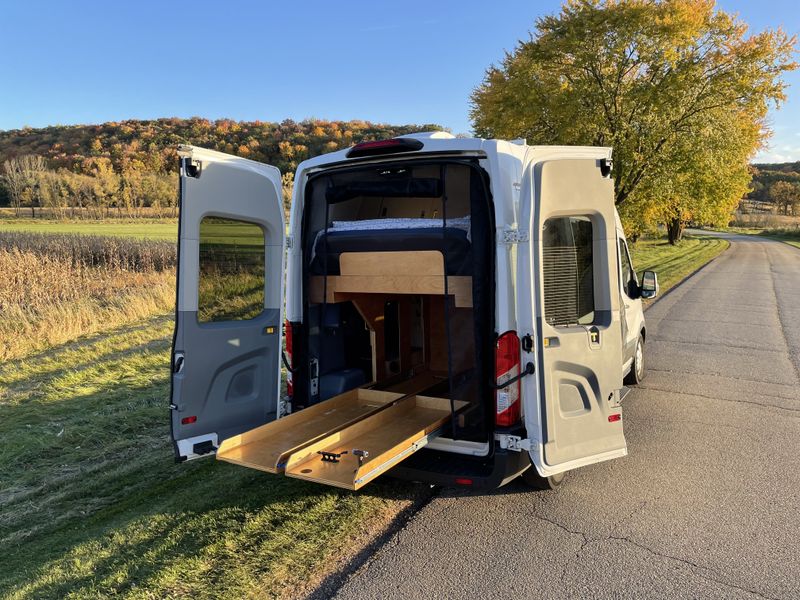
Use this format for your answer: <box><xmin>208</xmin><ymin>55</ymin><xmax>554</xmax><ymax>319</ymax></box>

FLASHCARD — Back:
<box><xmin>388</xmin><ymin>447</ymin><xmax>530</xmax><ymax>491</ymax></box>
<box><xmin>169</xmin><ymin>159</ymin><xmax>186</xmax><ymax>462</ymax></box>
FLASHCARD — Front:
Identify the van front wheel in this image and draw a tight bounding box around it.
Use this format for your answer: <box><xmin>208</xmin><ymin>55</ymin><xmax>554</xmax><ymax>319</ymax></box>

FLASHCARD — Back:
<box><xmin>623</xmin><ymin>334</ymin><xmax>645</xmax><ymax>386</ymax></box>
<box><xmin>521</xmin><ymin>466</ymin><xmax>566</xmax><ymax>490</ymax></box>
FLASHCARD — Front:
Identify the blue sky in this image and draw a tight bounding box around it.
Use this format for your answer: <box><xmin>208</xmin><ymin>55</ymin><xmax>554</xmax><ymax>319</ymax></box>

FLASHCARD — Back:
<box><xmin>1</xmin><ymin>0</ymin><xmax>798</xmax><ymax>161</ymax></box>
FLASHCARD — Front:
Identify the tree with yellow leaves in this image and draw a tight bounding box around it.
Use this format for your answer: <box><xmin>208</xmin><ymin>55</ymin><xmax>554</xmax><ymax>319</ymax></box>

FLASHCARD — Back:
<box><xmin>471</xmin><ymin>0</ymin><xmax>796</xmax><ymax>242</ymax></box>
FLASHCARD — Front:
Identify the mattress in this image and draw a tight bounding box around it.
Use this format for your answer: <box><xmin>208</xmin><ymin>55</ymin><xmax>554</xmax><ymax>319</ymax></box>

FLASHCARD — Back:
<box><xmin>310</xmin><ymin>222</ymin><xmax>473</xmax><ymax>276</ymax></box>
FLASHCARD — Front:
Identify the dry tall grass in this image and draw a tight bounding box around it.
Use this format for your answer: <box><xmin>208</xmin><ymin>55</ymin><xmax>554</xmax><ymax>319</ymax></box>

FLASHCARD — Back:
<box><xmin>0</xmin><ymin>234</ymin><xmax>176</xmax><ymax>361</ymax></box>
<box><xmin>732</xmin><ymin>212</ymin><xmax>800</xmax><ymax>230</ymax></box>
<box><xmin>0</xmin><ymin>231</ymin><xmax>176</xmax><ymax>271</ymax></box>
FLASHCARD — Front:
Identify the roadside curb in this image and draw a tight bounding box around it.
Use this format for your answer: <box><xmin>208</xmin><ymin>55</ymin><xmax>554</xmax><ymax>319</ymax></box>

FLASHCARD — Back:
<box><xmin>643</xmin><ymin>236</ymin><xmax>731</xmax><ymax>312</ymax></box>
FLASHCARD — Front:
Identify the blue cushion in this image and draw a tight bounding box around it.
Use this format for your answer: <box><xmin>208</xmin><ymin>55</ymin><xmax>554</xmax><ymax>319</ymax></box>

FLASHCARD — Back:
<box><xmin>319</xmin><ymin>368</ymin><xmax>366</xmax><ymax>401</ymax></box>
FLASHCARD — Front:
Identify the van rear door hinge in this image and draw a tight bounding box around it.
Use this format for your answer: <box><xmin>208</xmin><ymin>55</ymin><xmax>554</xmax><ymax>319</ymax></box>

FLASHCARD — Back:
<box><xmin>502</xmin><ymin>228</ymin><xmax>529</xmax><ymax>244</ymax></box>
<box><xmin>286</xmin><ymin>235</ymin><xmax>294</xmax><ymax>249</ymax></box>
<box><xmin>495</xmin><ymin>433</ymin><xmax>532</xmax><ymax>452</ymax></box>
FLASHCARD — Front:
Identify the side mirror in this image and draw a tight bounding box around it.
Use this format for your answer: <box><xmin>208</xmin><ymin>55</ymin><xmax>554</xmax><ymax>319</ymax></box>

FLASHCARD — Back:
<box><xmin>640</xmin><ymin>270</ymin><xmax>659</xmax><ymax>299</ymax></box>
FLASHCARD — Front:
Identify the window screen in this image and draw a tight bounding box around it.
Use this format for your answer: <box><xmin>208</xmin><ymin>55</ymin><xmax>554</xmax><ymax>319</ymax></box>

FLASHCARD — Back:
<box><xmin>542</xmin><ymin>216</ymin><xmax>595</xmax><ymax>327</ymax></box>
<box><xmin>198</xmin><ymin>217</ymin><xmax>265</xmax><ymax>323</ymax></box>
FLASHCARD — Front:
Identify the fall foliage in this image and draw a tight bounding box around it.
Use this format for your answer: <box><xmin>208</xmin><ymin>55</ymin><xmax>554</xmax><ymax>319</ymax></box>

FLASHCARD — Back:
<box><xmin>0</xmin><ymin>118</ymin><xmax>442</xmax><ymax>217</ymax></box>
<box><xmin>471</xmin><ymin>0</ymin><xmax>797</xmax><ymax>242</ymax></box>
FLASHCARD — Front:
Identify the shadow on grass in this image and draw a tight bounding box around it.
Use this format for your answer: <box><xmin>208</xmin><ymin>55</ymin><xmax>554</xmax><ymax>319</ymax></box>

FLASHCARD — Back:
<box><xmin>0</xmin><ymin>313</ymin><xmax>418</xmax><ymax>598</ymax></box>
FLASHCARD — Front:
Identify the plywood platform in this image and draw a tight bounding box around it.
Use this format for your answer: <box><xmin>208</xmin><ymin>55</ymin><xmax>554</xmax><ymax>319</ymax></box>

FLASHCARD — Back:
<box><xmin>216</xmin><ymin>388</ymin><xmax>403</xmax><ymax>473</ymax></box>
<box><xmin>285</xmin><ymin>395</ymin><xmax>466</xmax><ymax>490</ymax></box>
<box><xmin>309</xmin><ymin>250</ymin><xmax>473</xmax><ymax>307</ymax></box>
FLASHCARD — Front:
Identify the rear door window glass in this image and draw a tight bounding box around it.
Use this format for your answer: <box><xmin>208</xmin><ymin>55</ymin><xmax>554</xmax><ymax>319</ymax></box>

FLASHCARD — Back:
<box><xmin>198</xmin><ymin>217</ymin><xmax>265</xmax><ymax>323</ymax></box>
<box><xmin>542</xmin><ymin>216</ymin><xmax>595</xmax><ymax>327</ymax></box>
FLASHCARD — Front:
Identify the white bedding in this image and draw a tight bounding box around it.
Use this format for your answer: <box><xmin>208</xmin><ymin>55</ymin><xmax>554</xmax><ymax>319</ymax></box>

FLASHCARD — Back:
<box><xmin>329</xmin><ymin>216</ymin><xmax>471</xmax><ymax>237</ymax></box>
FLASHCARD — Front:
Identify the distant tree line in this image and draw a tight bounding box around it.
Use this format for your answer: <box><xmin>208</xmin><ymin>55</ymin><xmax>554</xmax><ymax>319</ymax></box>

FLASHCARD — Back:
<box><xmin>746</xmin><ymin>163</ymin><xmax>800</xmax><ymax>216</ymax></box>
<box><xmin>0</xmin><ymin>118</ymin><xmax>441</xmax><ymax>218</ymax></box>
<box><xmin>2</xmin><ymin>154</ymin><xmax>175</xmax><ymax>218</ymax></box>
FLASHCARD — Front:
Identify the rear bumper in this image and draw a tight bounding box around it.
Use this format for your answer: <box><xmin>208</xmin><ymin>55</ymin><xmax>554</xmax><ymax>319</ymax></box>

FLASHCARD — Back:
<box><xmin>387</xmin><ymin>445</ymin><xmax>530</xmax><ymax>491</ymax></box>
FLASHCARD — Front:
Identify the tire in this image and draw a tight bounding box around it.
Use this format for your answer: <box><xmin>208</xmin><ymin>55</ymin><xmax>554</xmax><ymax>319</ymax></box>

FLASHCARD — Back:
<box><xmin>623</xmin><ymin>333</ymin><xmax>645</xmax><ymax>386</ymax></box>
<box><xmin>521</xmin><ymin>465</ymin><xmax>566</xmax><ymax>490</ymax></box>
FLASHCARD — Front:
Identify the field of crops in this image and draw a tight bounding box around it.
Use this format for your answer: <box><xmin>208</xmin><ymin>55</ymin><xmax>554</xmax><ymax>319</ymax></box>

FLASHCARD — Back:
<box><xmin>0</xmin><ymin>233</ymin><xmax>176</xmax><ymax>360</ymax></box>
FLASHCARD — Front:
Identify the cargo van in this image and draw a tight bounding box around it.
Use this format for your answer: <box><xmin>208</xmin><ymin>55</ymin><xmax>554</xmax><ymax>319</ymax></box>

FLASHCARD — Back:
<box><xmin>170</xmin><ymin>133</ymin><xmax>659</xmax><ymax>491</ymax></box>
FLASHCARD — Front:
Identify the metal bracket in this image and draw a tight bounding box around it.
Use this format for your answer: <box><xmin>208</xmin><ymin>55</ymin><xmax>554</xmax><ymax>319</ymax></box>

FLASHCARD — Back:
<box><xmin>277</xmin><ymin>396</ymin><xmax>292</xmax><ymax>418</ymax></box>
<box><xmin>352</xmin><ymin>449</ymin><xmax>369</xmax><ymax>467</ymax></box>
<box><xmin>318</xmin><ymin>450</ymin><xmax>347</xmax><ymax>463</ymax></box>
<box><xmin>495</xmin><ymin>434</ymin><xmax>532</xmax><ymax>452</ymax></box>
<box><xmin>286</xmin><ymin>235</ymin><xmax>294</xmax><ymax>249</ymax></box>
<box><xmin>502</xmin><ymin>227</ymin><xmax>529</xmax><ymax>244</ymax></box>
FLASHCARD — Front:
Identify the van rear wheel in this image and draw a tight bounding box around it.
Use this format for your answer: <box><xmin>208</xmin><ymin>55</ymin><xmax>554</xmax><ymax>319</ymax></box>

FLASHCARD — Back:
<box><xmin>623</xmin><ymin>333</ymin><xmax>645</xmax><ymax>386</ymax></box>
<box><xmin>521</xmin><ymin>466</ymin><xmax>566</xmax><ymax>490</ymax></box>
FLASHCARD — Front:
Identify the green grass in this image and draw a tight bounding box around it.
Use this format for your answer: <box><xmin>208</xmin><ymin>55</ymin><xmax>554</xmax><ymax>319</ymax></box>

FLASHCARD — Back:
<box><xmin>0</xmin><ymin>313</ymin><xmax>418</xmax><ymax>600</ymax></box>
<box><xmin>710</xmin><ymin>225</ymin><xmax>800</xmax><ymax>250</ymax></box>
<box><xmin>0</xmin><ymin>219</ymin><xmax>177</xmax><ymax>240</ymax></box>
<box><xmin>723</xmin><ymin>226</ymin><xmax>800</xmax><ymax>250</ymax></box>
<box><xmin>629</xmin><ymin>233</ymin><xmax>730</xmax><ymax>294</ymax></box>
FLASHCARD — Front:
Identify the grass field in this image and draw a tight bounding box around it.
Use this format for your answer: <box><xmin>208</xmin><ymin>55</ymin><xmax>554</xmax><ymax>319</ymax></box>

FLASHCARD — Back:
<box><xmin>721</xmin><ymin>226</ymin><xmax>800</xmax><ymax>250</ymax></box>
<box><xmin>629</xmin><ymin>234</ymin><xmax>729</xmax><ymax>292</ymax></box>
<box><xmin>0</xmin><ymin>219</ymin><xmax>177</xmax><ymax>240</ymax></box>
<box><xmin>0</xmin><ymin>230</ymin><xmax>729</xmax><ymax>598</ymax></box>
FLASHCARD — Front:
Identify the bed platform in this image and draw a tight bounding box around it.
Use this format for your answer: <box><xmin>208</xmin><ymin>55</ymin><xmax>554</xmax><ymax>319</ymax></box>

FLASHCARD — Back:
<box><xmin>309</xmin><ymin>250</ymin><xmax>473</xmax><ymax>308</ymax></box>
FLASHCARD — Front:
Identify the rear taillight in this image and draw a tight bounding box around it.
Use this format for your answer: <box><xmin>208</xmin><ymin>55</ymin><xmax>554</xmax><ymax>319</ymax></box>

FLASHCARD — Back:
<box><xmin>495</xmin><ymin>331</ymin><xmax>521</xmax><ymax>427</ymax></box>
<box><xmin>284</xmin><ymin>320</ymin><xmax>293</xmax><ymax>399</ymax></box>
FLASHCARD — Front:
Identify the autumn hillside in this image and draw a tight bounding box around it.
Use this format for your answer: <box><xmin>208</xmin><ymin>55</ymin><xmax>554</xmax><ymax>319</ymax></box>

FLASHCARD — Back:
<box><xmin>0</xmin><ymin>117</ymin><xmax>443</xmax><ymax>175</ymax></box>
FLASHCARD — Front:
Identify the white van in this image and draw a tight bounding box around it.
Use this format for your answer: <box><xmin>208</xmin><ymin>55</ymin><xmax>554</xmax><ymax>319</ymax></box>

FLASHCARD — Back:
<box><xmin>170</xmin><ymin>133</ymin><xmax>659</xmax><ymax>491</ymax></box>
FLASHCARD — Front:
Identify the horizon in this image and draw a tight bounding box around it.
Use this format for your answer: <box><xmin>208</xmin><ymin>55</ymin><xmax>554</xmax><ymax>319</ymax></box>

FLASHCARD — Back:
<box><xmin>1</xmin><ymin>0</ymin><xmax>798</xmax><ymax>161</ymax></box>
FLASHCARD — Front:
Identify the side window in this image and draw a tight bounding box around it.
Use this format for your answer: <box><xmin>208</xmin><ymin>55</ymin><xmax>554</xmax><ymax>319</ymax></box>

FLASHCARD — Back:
<box><xmin>618</xmin><ymin>239</ymin><xmax>638</xmax><ymax>299</ymax></box>
<box><xmin>198</xmin><ymin>217</ymin><xmax>266</xmax><ymax>323</ymax></box>
<box><xmin>542</xmin><ymin>216</ymin><xmax>595</xmax><ymax>327</ymax></box>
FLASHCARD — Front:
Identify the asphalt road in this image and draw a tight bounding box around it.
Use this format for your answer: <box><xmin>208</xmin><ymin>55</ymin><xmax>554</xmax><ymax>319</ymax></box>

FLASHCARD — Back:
<box><xmin>330</xmin><ymin>232</ymin><xmax>800</xmax><ymax>600</ymax></box>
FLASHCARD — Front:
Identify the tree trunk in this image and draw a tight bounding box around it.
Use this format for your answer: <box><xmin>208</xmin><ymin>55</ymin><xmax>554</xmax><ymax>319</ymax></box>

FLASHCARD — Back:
<box><xmin>667</xmin><ymin>217</ymin><xmax>684</xmax><ymax>245</ymax></box>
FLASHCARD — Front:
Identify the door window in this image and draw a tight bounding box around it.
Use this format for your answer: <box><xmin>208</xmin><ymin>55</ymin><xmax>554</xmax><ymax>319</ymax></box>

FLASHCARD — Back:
<box><xmin>197</xmin><ymin>217</ymin><xmax>266</xmax><ymax>323</ymax></box>
<box><xmin>618</xmin><ymin>239</ymin><xmax>638</xmax><ymax>299</ymax></box>
<box><xmin>542</xmin><ymin>216</ymin><xmax>595</xmax><ymax>327</ymax></box>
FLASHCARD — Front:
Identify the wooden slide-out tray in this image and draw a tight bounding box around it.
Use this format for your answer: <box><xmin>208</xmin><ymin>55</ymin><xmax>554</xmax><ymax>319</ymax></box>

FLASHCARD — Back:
<box><xmin>285</xmin><ymin>395</ymin><xmax>466</xmax><ymax>490</ymax></box>
<box><xmin>216</xmin><ymin>388</ymin><xmax>403</xmax><ymax>473</ymax></box>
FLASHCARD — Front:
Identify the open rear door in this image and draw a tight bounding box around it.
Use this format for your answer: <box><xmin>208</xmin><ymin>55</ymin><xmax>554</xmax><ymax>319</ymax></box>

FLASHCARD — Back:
<box><xmin>171</xmin><ymin>145</ymin><xmax>285</xmax><ymax>460</ymax></box>
<box><xmin>518</xmin><ymin>154</ymin><xmax>627</xmax><ymax>477</ymax></box>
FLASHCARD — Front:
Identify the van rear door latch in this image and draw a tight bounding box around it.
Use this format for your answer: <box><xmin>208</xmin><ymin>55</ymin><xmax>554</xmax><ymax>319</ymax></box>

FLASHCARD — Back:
<box><xmin>495</xmin><ymin>434</ymin><xmax>532</xmax><ymax>452</ymax></box>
